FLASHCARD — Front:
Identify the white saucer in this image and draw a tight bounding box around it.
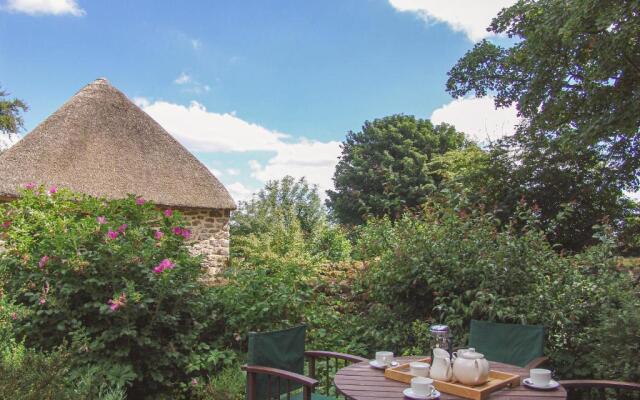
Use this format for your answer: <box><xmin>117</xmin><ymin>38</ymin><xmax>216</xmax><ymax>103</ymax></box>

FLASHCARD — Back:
<box><xmin>369</xmin><ymin>360</ymin><xmax>399</xmax><ymax>369</ymax></box>
<box><xmin>403</xmin><ymin>388</ymin><xmax>440</xmax><ymax>399</ymax></box>
<box><xmin>523</xmin><ymin>378</ymin><xmax>560</xmax><ymax>390</ymax></box>
<box><xmin>369</xmin><ymin>360</ymin><xmax>388</xmax><ymax>369</ymax></box>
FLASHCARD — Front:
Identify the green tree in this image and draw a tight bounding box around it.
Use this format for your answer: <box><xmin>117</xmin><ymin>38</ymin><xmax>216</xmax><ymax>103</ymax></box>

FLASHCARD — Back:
<box><xmin>446</xmin><ymin>0</ymin><xmax>640</xmax><ymax>188</ymax></box>
<box><xmin>231</xmin><ymin>176</ymin><xmax>351</xmax><ymax>262</ymax></box>
<box><xmin>326</xmin><ymin>115</ymin><xmax>466</xmax><ymax>225</ymax></box>
<box><xmin>232</xmin><ymin>176</ymin><xmax>325</xmax><ymax>238</ymax></box>
<box><xmin>0</xmin><ymin>85</ymin><xmax>28</xmax><ymax>144</ymax></box>
<box><xmin>433</xmin><ymin>136</ymin><xmax>628</xmax><ymax>251</ymax></box>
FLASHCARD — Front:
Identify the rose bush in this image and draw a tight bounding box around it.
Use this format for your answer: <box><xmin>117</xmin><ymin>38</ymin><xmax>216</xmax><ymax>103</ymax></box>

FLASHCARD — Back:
<box><xmin>0</xmin><ymin>186</ymin><xmax>214</xmax><ymax>397</ymax></box>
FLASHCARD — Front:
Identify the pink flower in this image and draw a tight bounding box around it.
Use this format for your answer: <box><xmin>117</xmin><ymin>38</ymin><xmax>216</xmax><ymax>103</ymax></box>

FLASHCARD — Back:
<box><xmin>38</xmin><ymin>255</ymin><xmax>49</xmax><ymax>269</ymax></box>
<box><xmin>191</xmin><ymin>378</ymin><xmax>198</xmax><ymax>386</ymax></box>
<box><xmin>39</xmin><ymin>298</ymin><xmax>46</xmax><ymax>305</ymax></box>
<box><xmin>154</xmin><ymin>230</ymin><xmax>164</xmax><ymax>240</ymax></box>
<box><xmin>163</xmin><ymin>209</ymin><xmax>173</xmax><ymax>217</ymax></box>
<box><xmin>172</xmin><ymin>227</ymin><xmax>191</xmax><ymax>239</ymax></box>
<box><xmin>11</xmin><ymin>312</ymin><xmax>17</xmax><ymax>320</ymax></box>
<box><xmin>48</xmin><ymin>185</ymin><xmax>58</xmax><ymax>195</ymax></box>
<box><xmin>96</xmin><ymin>216</ymin><xmax>107</xmax><ymax>225</ymax></box>
<box><xmin>107</xmin><ymin>229</ymin><xmax>119</xmax><ymax>240</ymax></box>
<box><xmin>117</xmin><ymin>224</ymin><xmax>128</xmax><ymax>234</ymax></box>
<box><xmin>24</xmin><ymin>182</ymin><xmax>36</xmax><ymax>190</ymax></box>
<box><xmin>153</xmin><ymin>258</ymin><xmax>175</xmax><ymax>274</ymax></box>
<box><xmin>108</xmin><ymin>292</ymin><xmax>127</xmax><ymax>311</ymax></box>
<box><xmin>1</xmin><ymin>220</ymin><xmax>11</xmax><ymax>229</ymax></box>
<box><xmin>135</xmin><ymin>198</ymin><xmax>145</xmax><ymax>205</ymax></box>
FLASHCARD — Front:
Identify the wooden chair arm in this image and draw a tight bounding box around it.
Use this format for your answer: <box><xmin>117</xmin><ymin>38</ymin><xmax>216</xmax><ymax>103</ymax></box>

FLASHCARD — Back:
<box><xmin>560</xmin><ymin>380</ymin><xmax>640</xmax><ymax>391</ymax></box>
<box><xmin>242</xmin><ymin>364</ymin><xmax>319</xmax><ymax>388</ymax></box>
<box><xmin>304</xmin><ymin>350</ymin><xmax>368</xmax><ymax>364</ymax></box>
<box><xmin>524</xmin><ymin>356</ymin><xmax>549</xmax><ymax>369</ymax></box>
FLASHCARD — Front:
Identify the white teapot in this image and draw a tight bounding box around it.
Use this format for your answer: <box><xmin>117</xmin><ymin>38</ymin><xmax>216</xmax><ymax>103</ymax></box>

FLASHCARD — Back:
<box><xmin>452</xmin><ymin>349</ymin><xmax>490</xmax><ymax>386</ymax></box>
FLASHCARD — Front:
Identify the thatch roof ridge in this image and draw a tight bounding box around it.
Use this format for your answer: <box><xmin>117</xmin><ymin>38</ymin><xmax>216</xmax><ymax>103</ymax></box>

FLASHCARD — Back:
<box><xmin>0</xmin><ymin>78</ymin><xmax>236</xmax><ymax>209</ymax></box>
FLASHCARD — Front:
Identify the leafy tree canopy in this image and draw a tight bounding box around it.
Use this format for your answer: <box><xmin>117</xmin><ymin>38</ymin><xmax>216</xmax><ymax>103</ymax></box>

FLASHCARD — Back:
<box><xmin>434</xmin><ymin>136</ymin><xmax>628</xmax><ymax>251</ymax></box>
<box><xmin>447</xmin><ymin>0</ymin><xmax>640</xmax><ymax>188</ymax></box>
<box><xmin>0</xmin><ymin>85</ymin><xmax>27</xmax><ymax>137</ymax></box>
<box><xmin>232</xmin><ymin>175</ymin><xmax>325</xmax><ymax>238</ymax></box>
<box><xmin>326</xmin><ymin>114</ymin><xmax>466</xmax><ymax>225</ymax></box>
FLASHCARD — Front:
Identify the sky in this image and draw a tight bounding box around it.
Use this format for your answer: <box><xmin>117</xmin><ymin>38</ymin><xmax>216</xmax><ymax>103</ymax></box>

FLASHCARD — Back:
<box><xmin>0</xmin><ymin>0</ymin><xmax>521</xmax><ymax>202</ymax></box>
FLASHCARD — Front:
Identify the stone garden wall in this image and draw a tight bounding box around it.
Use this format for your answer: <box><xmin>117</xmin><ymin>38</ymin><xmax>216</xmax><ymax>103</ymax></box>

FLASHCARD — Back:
<box><xmin>178</xmin><ymin>207</ymin><xmax>231</xmax><ymax>276</ymax></box>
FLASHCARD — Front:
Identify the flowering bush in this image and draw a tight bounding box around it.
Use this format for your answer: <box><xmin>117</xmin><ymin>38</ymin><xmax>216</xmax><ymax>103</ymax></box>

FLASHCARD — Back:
<box><xmin>0</xmin><ymin>187</ymin><xmax>212</xmax><ymax>396</ymax></box>
<box><xmin>354</xmin><ymin>199</ymin><xmax>640</xmax><ymax>382</ymax></box>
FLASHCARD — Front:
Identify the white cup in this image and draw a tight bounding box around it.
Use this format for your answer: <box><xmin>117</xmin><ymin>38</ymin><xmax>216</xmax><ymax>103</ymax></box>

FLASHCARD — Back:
<box><xmin>409</xmin><ymin>361</ymin><xmax>430</xmax><ymax>377</ymax></box>
<box><xmin>411</xmin><ymin>377</ymin><xmax>435</xmax><ymax>396</ymax></box>
<box><xmin>530</xmin><ymin>368</ymin><xmax>552</xmax><ymax>387</ymax></box>
<box><xmin>375</xmin><ymin>351</ymin><xmax>394</xmax><ymax>366</ymax></box>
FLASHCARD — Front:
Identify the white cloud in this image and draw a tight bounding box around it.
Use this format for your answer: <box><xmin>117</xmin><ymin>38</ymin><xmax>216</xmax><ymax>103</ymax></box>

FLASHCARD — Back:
<box><xmin>388</xmin><ymin>0</ymin><xmax>516</xmax><ymax>41</ymax></box>
<box><xmin>249</xmin><ymin>139</ymin><xmax>342</xmax><ymax>197</ymax></box>
<box><xmin>208</xmin><ymin>167</ymin><xmax>223</xmax><ymax>177</ymax></box>
<box><xmin>133</xmin><ymin>97</ymin><xmax>150</xmax><ymax>108</ymax></box>
<box><xmin>0</xmin><ymin>133</ymin><xmax>20</xmax><ymax>151</ymax></box>
<box><xmin>172</xmin><ymin>74</ymin><xmax>210</xmax><ymax>94</ymax></box>
<box><xmin>139</xmin><ymin>99</ymin><xmax>288</xmax><ymax>152</ymax></box>
<box><xmin>137</xmin><ymin>98</ymin><xmax>342</xmax><ymax>196</ymax></box>
<box><xmin>227</xmin><ymin>182</ymin><xmax>256</xmax><ymax>203</ymax></box>
<box><xmin>174</xmin><ymin>72</ymin><xmax>191</xmax><ymax>85</ymax></box>
<box><xmin>5</xmin><ymin>0</ymin><xmax>85</xmax><ymax>16</ymax></box>
<box><xmin>430</xmin><ymin>96</ymin><xmax>521</xmax><ymax>142</ymax></box>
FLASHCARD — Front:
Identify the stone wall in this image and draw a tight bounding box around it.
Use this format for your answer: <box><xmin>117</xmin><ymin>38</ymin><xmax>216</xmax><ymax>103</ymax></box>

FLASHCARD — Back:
<box><xmin>177</xmin><ymin>207</ymin><xmax>231</xmax><ymax>276</ymax></box>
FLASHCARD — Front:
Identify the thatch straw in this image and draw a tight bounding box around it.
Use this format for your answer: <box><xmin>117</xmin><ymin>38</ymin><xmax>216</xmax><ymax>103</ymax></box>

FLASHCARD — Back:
<box><xmin>0</xmin><ymin>78</ymin><xmax>236</xmax><ymax>209</ymax></box>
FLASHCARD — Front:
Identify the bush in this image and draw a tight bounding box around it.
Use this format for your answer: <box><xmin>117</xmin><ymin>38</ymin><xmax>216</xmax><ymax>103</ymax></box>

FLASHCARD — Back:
<box><xmin>0</xmin><ymin>187</ymin><xmax>214</xmax><ymax>397</ymax></box>
<box><xmin>355</xmin><ymin>199</ymin><xmax>640</xmax><ymax>382</ymax></box>
<box><xmin>0</xmin><ymin>341</ymin><xmax>126</xmax><ymax>400</ymax></box>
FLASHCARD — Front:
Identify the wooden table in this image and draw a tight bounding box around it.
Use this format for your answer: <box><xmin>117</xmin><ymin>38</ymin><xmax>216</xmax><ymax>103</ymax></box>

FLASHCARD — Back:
<box><xmin>334</xmin><ymin>357</ymin><xmax>567</xmax><ymax>399</ymax></box>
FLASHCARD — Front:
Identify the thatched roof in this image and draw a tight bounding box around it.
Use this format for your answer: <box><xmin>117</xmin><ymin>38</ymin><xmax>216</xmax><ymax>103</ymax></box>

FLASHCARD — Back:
<box><xmin>0</xmin><ymin>78</ymin><xmax>236</xmax><ymax>209</ymax></box>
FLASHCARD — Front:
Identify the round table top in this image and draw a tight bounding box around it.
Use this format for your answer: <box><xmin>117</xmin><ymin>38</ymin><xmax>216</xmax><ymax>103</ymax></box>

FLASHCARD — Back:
<box><xmin>334</xmin><ymin>356</ymin><xmax>567</xmax><ymax>399</ymax></box>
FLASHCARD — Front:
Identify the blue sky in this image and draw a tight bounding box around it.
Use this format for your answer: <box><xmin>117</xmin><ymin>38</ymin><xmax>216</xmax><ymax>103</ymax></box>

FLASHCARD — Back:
<box><xmin>0</xmin><ymin>0</ymin><xmax>520</xmax><ymax>201</ymax></box>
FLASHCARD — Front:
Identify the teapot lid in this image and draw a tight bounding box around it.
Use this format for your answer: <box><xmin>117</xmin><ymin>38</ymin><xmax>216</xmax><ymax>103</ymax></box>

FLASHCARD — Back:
<box><xmin>460</xmin><ymin>350</ymin><xmax>485</xmax><ymax>360</ymax></box>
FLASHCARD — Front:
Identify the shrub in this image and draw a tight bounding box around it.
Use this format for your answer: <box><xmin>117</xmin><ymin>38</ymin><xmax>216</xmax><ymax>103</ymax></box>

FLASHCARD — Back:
<box><xmin>0</xmin><ymin>187</ymin><xmax>213</xmax><ymax>397</ymax></box>
<box><xmin>355</xmin><ymin>199</ymin><xmax>640</xmax><ymax>381</ymax></box>
<box><xmin>191</xmin><ymin>363</ymin><xmax>245</xmax><ymax>400</ymax></box>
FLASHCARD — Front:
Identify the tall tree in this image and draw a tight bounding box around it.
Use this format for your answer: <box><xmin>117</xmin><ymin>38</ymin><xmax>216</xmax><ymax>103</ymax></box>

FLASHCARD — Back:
<box><xmin>433</xmin><ymin>136</ymin><xmax>627</xmax><ymax>251</ymax></box>
<box><xmin>0</xmin><ymin>85</ymin><xmax>28</xmax><ymax>143</ymax></box>
<box><xmin>0</xmin><ymin>85</ymin><xmax>27</xmax><ymax>153</ymax></box>
<box><xmin>232</xmin><ymin>175</ymin><xmax>325</xmax><ymax>238</ymax></box>
<box><xmin>447</xmin><ymin>0</ymin><xmax>640</xmax><ymax>189</ymax></box>
<box><xmin>326</xmin><ymin>114</ymin><xmax>466</xmax><ymax>225</ymax></box>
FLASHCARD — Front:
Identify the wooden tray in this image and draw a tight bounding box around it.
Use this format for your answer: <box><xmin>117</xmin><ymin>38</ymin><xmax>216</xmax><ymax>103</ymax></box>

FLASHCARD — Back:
<box><xmin>384</xmin><ymin>358</ymin><xmax>521</xmax><ymax>400</ymax></box>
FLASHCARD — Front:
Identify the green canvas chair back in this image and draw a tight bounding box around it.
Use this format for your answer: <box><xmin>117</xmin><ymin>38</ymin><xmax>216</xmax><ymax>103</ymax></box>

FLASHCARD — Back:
<box><xmin>247</xmin><ymin>325</ymin><xmax>306</xmax><ymax>400</ymax></box>
<box><xmin>468</xmin><ymin>320</ymin><xmax>544</xmax><ymax>368</ymax></box>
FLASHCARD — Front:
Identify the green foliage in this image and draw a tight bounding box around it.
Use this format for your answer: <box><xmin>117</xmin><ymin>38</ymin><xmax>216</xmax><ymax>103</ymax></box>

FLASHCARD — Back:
<box><xmin>355</xmin><ymin>198</ymin><xmax>640</xmax><ymax>381</ymax></box>
<box><xmin>219</xmin><ymin>177</ymin><xmax>364</xmax><ymax>360</ymax></box>
<box><xmin>327</xmin><ymin>114</ymin><xmax>466</xmax><ymax>225</ymax></box>
<box><xmin>0</xmin><ymin>341</ymin><xmax>125</xmax><ymax>400</ymax></box>
<box><xmin>0</xmin><ymin>85</ymin><xmax>27</xmax><ymax>137</ymax></box>
<box><xmin>191</xmin><ymin>363</ymin><xmax>245</xmax><ymax>400</ymax></box>
<box><xmin>232</xmin><ymin>176</ymin><xmax>351</xmax><ymax>263</ymax></box>
<box><xmin>233</xmin><ymin>176</ymin><xmax>325</xmax><ymax>238</ymax></box>
<box><xmin>447</xmin><ymin>0</ymin><xmax>640</xmax><ymax>188</ymax></box>
<box><xmin>0</xmin><ymin>187</ymin><xmax>213</xmax><ymax>397</ymax></box>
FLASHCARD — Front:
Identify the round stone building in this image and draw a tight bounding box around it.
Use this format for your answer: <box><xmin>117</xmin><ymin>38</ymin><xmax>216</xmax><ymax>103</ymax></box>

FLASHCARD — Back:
<box><xmin>0</xmin><ymin>78</ymin><xmax>236</xmax><ymax>275</ymax></box>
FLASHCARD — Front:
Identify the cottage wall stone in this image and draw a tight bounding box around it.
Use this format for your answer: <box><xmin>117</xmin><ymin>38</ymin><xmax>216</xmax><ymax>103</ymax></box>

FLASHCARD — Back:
<box><xmin>177</xmin><ymin>207</ymin><xmax>231</xmax><ymax>276</ymax></box>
